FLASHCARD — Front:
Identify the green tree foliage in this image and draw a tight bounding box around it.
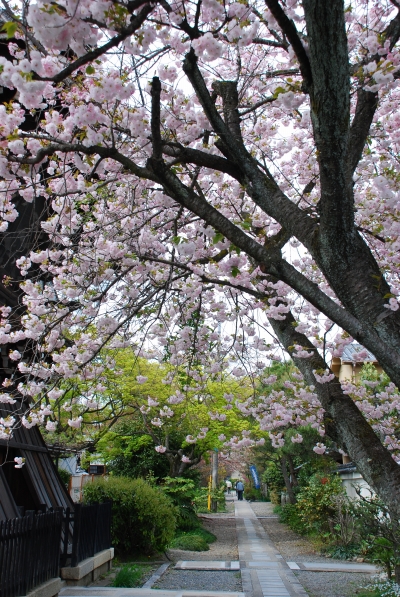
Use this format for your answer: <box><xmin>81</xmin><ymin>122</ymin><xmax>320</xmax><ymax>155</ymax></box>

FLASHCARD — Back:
<box><xmin>94</xmin><ymin>349</ymin><xmax>252</xmax><ymax>476</ymax></box>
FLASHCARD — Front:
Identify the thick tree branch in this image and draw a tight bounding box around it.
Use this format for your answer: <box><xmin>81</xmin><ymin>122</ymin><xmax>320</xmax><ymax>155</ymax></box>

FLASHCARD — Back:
<box><xmin>151</xmin><ymin>77</ymin><xmax>163</xmax><ymax>159</ymax></box>
<box><xmin>264</xmin><ymin>0</ymin><xmax>312</xmax><ymax>90</ymax></box>
<box><xmin>268</xmin><ymin>308</ymin><xmax>400</xmax><ymax>519</ymax></box>
<box><xmin>182</xmin><ymin>49</ymin><xmax>319</xmax><ymax>248</ymax></box>
<box><xmin>212</xmin><ymin>81</ymin><xmax>243</xmax><ymax>143</ymax></box>
<box><xmin>161</xmin><ymin>143</ymin><xmax>241</xmax><ymax>180</ymax></box>
<box><xmin>252</xmin><ymin>36</ymin><xmax>288</xmax><ymax>49</ymax></box>
<box><xmin>346</xmin><ymin>89</ymin><xmax>379</xmax><ymax>180</ymax></box>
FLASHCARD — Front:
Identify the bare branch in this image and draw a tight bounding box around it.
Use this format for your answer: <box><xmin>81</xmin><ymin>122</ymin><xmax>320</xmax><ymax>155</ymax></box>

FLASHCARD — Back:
<box><xmin>38</xmin><ymin>2</ymin><xmax>155</xmax><ymax>83</ymax></box>
<box><xmin>252</xmin><ymin>36</ymin><xmax>288</xmax><ymax>49</ymax></box>
<box><xmin>240</xmin><ymin>95</ymin><xmax>276</xmax><ymax>116</ymax></box>
<box><xmin>264</xmin><ymin>0</ymin><xmax>312</xmax><ymax>90</ymax></box>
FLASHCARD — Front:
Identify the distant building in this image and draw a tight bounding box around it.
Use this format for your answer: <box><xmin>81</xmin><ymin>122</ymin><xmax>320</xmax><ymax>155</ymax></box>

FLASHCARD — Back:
<box><xmin>331</xmin><ymin>344</ymin><xmax>382</xmax><ymax>383</ymax></box>
<box><xmin>331</xmin><ymin>344</ymin><xmax>383</xmax><ymax>499</ymax></box>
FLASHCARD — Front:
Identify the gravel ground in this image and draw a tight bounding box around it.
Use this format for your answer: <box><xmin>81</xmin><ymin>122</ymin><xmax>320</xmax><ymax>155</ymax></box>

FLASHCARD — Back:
<box><xmin>153</xmin><ymin>570</ymin><xmax>242</xmax><ymax>592</ymax></box>
<box><xmin>250</xmin><ymin>502</ymin><xmax>374</xmax><ymax>597</ymax></box>
<box><xmin>165</xmin><ymin>514</ymin><xmax>239</xmax><ymax>563</ymax></box>
<box><xmin>157</xmin><ymin>510</ymin><xmax>241</xmax><ymax>591</ymax></box>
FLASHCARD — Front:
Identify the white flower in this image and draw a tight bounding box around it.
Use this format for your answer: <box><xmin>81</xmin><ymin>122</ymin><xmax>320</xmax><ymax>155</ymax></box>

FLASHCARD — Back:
<box><xmin>46</xmin><ymin>420</ymin><xmax>57</xmax><ymax>432</ymax></box>
<box><xmin>155</xmin><ymin>445</ymin><xmax>166</xmax><ymax>453</ymax></box>
<box><xmin>0</xmin><ymin>393</ymin><xmax>16</xmax><ymax>404</ymax></box>
<box><xmin>313</xmin><ymin>443</ymin><xmax>326</xmax><ymax>455</ymax></box>
<box><xmin>136</xmin><ymin>375</ymin><xmax>148</xmax><ymax>384</ymax></box>
<box><xmin>313</xmin><ymin>369</ymin><xmax>335</xmax><ymax>384</ymax></box>
<box><xmin>151</xmin><ymin>417</ymin><xmax>162</xmax><ymax>427</ymax></box>
<box><xmin>14</xmin><ymin>457</ymin><xmax>25</xmax><ymax>468</ymax></box>
<box><xmin>67</xmin><ymin>416</ymin><xmax>82</xmax><ymax>428</ymax></box>
<box><xmin>181</xmin><ymin>455</ymin><xmax>191</xmax><ymax>463</ymax></box>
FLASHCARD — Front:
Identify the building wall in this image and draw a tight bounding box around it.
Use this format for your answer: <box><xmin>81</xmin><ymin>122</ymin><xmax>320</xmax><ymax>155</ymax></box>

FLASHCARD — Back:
<box><xmin>339</xmin><ymin>471</ymin><xmax>374</xmax><ymax>500</ymax></box>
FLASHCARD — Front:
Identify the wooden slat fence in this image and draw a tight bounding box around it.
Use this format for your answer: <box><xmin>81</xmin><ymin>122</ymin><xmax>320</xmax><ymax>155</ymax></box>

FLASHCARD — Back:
<box><xmin>0</xmin><ymin>510</ymin><xmax>62</xmax><ymax>597</ymax></box>
<box><xmin>61</xmin><ymin>502</ymin><xmax>112</xmax><ymax>568</ymax></box>
<box><xmin>69</xmin><ymin>502</ymin><xmax>112</xmax><ymax>567</ymax></box>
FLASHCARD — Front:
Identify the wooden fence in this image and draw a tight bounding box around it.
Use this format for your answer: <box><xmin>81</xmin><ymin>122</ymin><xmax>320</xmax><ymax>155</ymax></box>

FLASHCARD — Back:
<box><xmin>0</xmin><ymin>511</ymin><xmax>62</xmax><ymax>597</ymax></box>
<box><xmin>61</xmin><ymin>501</ymin><xmax>112</xmax><ymax>567</ymax></box>
<box><xmin>0</xmin><ymin>502</ymin><xmax>111</xmax><ymax>596</ymax></box>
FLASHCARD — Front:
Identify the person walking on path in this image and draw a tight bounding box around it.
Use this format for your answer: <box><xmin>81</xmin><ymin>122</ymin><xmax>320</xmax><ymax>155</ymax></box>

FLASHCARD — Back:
<box><xmin>236</xmin><ymin>480</ymin><xmax>244</xmax><ymax>501</ymax></box>
<box><xmin>226</xmin><ymin>479</ymin><xmax>232</xmax><ymax>494</ymax></box>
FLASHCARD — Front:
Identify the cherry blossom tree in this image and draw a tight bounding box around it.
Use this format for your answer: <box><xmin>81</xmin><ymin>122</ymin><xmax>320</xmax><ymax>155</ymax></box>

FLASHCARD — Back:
<box><xmin>0</xmin><ymin>0</ymin><xmax>400</xmax><ymax>528</ymax></box>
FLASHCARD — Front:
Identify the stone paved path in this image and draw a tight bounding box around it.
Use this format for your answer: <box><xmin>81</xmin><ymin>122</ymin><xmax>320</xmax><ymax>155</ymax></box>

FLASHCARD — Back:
<box><xmin>235</xmin><ymin>501</ymin><xmax>307</xmax><ymax>597</ymax></box>
<box><xmin>60</xmin><ymin>496</ymin><xmax>377</xmax><ymax>597</ymax></box>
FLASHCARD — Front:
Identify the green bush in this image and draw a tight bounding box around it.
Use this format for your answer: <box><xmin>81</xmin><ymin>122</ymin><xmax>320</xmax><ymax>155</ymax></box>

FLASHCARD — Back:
<box><xmin>57</xmin><ymin>468</ymin><xmax>71</xmax><ymax>489</ymax></box>
<box><xmin>277</xmin><ymin>474</ymin><xmax>344</xmax><ymax>538</ymax></box>
<box><xmin>278</xmin><ymin>503</ymin><xmax>308</xmax><ymax>535</ymax></box>
<box><xmin>161</xmin><ymin>477</ymin><xmax>199</xmax><ymax>531</ymax></box>
<box><xmin>195</xmin><ymin>528</ymin><xmax>217</xmax><ymax>543</ymax></box>
<box><xmin>244</xmin><ymin>487</ymin><xmax>265</xmax><ymax>501</ymax></box>
<box><xmin>351</xmin><ymin>495</ymin><xmax>400</xmax><ymax>580</ymax></box>
<box><xmin>327</xmin><ymin>544</ymin><xmax>360</xmax><ymax>560</ymax></box>
<box><xmin>169</xmin><ymin>534</ymin><xmax>209</xmax><ymax>551</ymax></box>
<box><xmin>193</xmin><ymin>487</ymin><xmax>226</xmax><ymax>512</ymax></box>
<box><xmin>294</xmin><ymin>473</ymin><xmax>344</xmax><ymax>535</ymax></box>
<box><xmin>83</xmin><ymin>476</ymin><xmax>177</xmax><ymax>555</ymax></box>
<box><xmin>169</xmin><ymin>526</ymin><xmax>216</xmax><ymax>551</ymax></box>
<box><xmin>112</xmin><ymin>565</ymin><xmax>144</xmax><ymax>588</ymax></box>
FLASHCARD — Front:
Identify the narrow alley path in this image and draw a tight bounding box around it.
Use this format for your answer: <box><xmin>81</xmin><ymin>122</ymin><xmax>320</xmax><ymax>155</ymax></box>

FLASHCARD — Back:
<box><xmin>235</xmin><ymin>500</ymin><xmax>307</xmax><ymax>597</ymax></box>
<box><xmin>60</xmin><ymin>496</ymin><xmax>377</xmax><ymax>597</ymax></box>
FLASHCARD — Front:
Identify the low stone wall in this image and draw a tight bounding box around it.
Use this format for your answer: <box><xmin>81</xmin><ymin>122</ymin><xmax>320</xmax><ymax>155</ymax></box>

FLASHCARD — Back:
<box><xmin>22</xmin><ymin>578</ymin><xmax>62</xmax><ymax>597</ymax></box>
<box><xmin>60</xmin><ymin>548</ymin><xmax>114</xmax><ymax>587</ymax></box>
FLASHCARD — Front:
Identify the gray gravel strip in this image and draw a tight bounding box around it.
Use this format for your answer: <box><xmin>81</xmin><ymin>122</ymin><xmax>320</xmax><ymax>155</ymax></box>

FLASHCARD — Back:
<box><xmin>293</xmin><ymin>571</ymin><xmax>373</xmax><ymax>597</ymax></box>
<box><xmin>153</xmin><ymin>570</ymin><xmax>242</xmax><ymax>592</ymax></box>
<box><xmin>249</xmin><ymin>502</ymin><xmax>377</xmax><ymax>597</ymax></box>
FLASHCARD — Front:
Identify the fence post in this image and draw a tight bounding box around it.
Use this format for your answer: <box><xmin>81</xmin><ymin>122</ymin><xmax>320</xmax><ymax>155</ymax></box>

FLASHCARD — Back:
<box><xmin>60</xmin><ymin>507</ymin><xmax>70</xmax><ymax>568</ymax></box>
<box><xmin>71</xmin><ymin>504</ymin><xmax>82</xmax><ymax>567</ymax></box>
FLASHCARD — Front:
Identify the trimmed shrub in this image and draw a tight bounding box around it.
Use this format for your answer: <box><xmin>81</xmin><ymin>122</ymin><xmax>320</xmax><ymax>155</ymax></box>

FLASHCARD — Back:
<box><xmin>83</xmin><ymin>476</ymin><xmax>177</xmax><ymax>555</ymax></box>
<box><xmin>169</xmin><ymin>527</ymin><xmax>216</xmax><ymax>551</ymax></box>
<box><xmin>169</xmin><ymin>534</ymin><xmax>209</xmax><ymax>551</ymax></box>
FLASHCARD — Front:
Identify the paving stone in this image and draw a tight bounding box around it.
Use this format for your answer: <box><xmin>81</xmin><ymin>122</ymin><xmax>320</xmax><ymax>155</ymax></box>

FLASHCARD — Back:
<box><xmin>174</xmin><ymin>561</ymin><xmax>240</xmax><ymax>571</ymax></box>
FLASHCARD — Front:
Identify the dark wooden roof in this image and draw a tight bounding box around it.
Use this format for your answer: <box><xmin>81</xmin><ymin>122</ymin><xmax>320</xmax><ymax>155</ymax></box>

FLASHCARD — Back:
<box><xmin>0</xmin><ymin>403</ymin><xmax>74</xmax><ymax>521</ymax></box>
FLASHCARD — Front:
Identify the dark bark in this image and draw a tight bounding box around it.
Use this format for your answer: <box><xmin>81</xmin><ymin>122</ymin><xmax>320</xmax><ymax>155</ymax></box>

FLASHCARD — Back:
<box><xmin>287</xmin><ymin>455</ymin><xmax>299</xmax><ymax>488</ymax></box>
<box><xmin>280</xmin><ymin>456</ymin><xmax>296</xmax><ymax>504</ymax></box>
<box><xmin>268</xmin><ymin>309</ymin><xmax>400</xmax><ymax>521</ymax></box>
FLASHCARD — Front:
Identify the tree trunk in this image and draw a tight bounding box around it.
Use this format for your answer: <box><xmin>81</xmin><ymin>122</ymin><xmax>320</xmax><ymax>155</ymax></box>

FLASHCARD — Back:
<box><xmin>269</xmin><ymin>310</ymin><xmax>400</xmax><ymax>521</ymax></box>
<box><xmin>280</xmin><ymin>456</ymin><xmax>296</xmax><ymax>505</ymax></box>
<box><xmin>395</xmin><ymin>564</ymin><xmax>400</xmax><ymax>584</ymax></box>
<box><xmin>287</xmin><ymin>455</ymin><xmax>299</xmax><ymax>487</ymax></box>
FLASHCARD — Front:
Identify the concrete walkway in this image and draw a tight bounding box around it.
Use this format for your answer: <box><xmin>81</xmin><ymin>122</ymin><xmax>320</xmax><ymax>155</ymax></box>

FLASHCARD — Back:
<box><xmin>60</xmin><ymin>497</ymin><xmax>377</xmax><ymax>597</ymax></box>
<box><xmin>235</xmin><ymin>501</ymin><xmax>308</xmax><ymax>597</ymax></box>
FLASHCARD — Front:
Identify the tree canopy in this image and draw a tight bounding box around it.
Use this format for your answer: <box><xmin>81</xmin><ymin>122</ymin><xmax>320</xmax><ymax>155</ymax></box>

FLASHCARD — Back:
<box><xmin>0</xmin><ymin>0</ymin><xmax>400</xmax><ymax>518</ymax></box>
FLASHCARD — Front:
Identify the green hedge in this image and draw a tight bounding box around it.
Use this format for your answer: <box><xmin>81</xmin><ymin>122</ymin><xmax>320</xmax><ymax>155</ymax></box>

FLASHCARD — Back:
<box><xmin>83</xmin><ymin>476</ymin><xmax>177</xmax><ymax>555</ymax></box>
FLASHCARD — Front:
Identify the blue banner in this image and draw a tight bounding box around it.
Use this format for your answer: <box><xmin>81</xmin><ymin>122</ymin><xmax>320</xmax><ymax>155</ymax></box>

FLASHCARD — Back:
<box><xmin>249</xmin><ymin>465</ymin><xmax>260</xmax><ymax>489</ymax></box>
